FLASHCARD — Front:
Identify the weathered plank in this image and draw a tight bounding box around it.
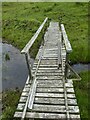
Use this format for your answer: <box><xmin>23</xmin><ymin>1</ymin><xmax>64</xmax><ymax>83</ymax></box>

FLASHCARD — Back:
<box><xmin>14</xmin><ymin>112</ymin><xmax>66</xmax><ymax>119</ymax></box>
<box><xmin>34</xmin><ymin>97</ymin><xmax>77</xmax><ymax>105</ymax></box>
<box><xmin>35</xmin><ymin>93</ymin><xmax>76</xmax><ymax>98</ymax></box>
<box><xmin>36</xmin><ymin>72</ymin><xmax>61</xmax><ymax>76</ymax></box>
<box><xmin>20</xmin><ymin>96</ymin><xmax>27</xmax><ymax>103</ymax></box>
<box><xmin>14</xmin><ymin>112</ymin><xmax>80</xmax><ymax>119</ymax></box>
<box><xmin>37</xmin><ymin>82</ymin><xmax>63</xmax><ymax>88</ymax></box>
<box><xmin>36</xmin><ymin>87</ymin><xmax>74</xmax><ymax>93</ymax></box>
<box><xmin>36</xmin><ymin>76</ymin><xmax>63</xmax><ymax>80</ymax></box>
<box><xmin>32</xmin><ymin>104</ymin><xmax>79</xmax><ymax>113</ymax></box>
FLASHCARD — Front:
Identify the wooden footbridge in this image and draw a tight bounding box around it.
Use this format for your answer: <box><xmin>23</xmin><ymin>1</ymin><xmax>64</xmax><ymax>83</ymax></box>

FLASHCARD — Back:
<box><xmin>14</xmin><ymin>18</ymin><xmax>81</xmax><ymax>120</ymax></box>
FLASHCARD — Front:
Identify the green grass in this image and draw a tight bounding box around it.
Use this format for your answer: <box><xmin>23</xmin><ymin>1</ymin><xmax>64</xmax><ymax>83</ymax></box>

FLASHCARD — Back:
<box><xmin>2</xmin><ymin>2</ymin><xmax>89</xmax><ymax>63</ymax></box>
<box><xmin>73</xmin><ymin>71</ymin><xmax>89</xmax><ymax>119</ymax></box>
<box><xmin>1</xmin><ymin>89</ymin><xmax>21</xmax><ymax>120</ymax></box>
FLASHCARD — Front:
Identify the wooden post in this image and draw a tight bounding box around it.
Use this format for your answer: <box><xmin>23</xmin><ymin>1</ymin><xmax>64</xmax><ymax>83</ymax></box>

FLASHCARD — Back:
<box><xmin>25</xmin><ymin>53</ymin><xmax>33</xmax><ymax>81</ymax></box>
<box><xmin>58</xmin><ymin>32</ymin><xmax>62</xmax><ymax>69</ymax></box>
<box><xmin>65</xmin><ymin>53</ymin><xmax>69</xmax><ymax>82</ymax></box>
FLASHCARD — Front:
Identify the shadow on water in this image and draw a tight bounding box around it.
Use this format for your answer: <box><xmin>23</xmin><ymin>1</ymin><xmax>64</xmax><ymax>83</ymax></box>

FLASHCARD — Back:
<box><xmin>2</xmin><ymin>43</ymin><xmax>34</xmax><ymax>91</ymax></box>
<box><xmin>1</xmin><ymin>43</ymin><xmax>90</xmax><ymax>91</ymax></box>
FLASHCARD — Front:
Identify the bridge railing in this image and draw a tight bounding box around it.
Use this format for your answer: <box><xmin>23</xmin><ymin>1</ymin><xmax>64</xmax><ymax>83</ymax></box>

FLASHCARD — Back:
<box><xmin>21</xmin><ymin>17</ymin><xmax>48</xmax><ymax>81</ymax></box>
<box><xmin>61</xmin><ymin>24</ymin><xmax>81</xmax><ymax>81</ymax></box>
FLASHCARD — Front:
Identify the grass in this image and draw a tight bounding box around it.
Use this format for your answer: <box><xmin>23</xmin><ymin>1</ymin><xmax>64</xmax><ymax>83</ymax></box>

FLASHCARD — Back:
<box><xmin>1</xmin><ymin>71</ymin><xmax>89</xmax><ymax>119</ymax></box>
<box><xmin>73</xmin><ymin>71</ymin><xmax>89</xmax><ymax>119</ymax></box>
<box><xmin>2</xmin><ymin>2</ymin><xmax>89</xmax><ymax>63</ymax></box>
<box><xmin>1</xmin><ymin>89</ymin><xmax>21</xmax><ymax>120</ymax></box>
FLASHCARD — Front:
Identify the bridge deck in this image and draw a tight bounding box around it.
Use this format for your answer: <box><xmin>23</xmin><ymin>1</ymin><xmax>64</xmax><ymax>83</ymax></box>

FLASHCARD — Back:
<box><xmin>14</xmin><ymin>22</ymin><xmax>80</xmax><ymax>119</ymax></box>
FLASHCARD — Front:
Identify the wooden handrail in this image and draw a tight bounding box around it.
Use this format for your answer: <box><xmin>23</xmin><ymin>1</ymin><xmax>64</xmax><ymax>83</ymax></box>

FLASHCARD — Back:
<box><xmin>21</xmin><ymin>17</ymin><xmax>48</xmax><ymax>54</ymax></box>
<box><xmin>61</xmin><ymin>24</ymin><xmax>72</xmax><ymax>53</ymax></box>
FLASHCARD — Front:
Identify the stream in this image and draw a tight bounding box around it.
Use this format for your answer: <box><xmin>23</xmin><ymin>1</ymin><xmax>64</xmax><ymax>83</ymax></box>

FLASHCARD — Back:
<box><xmin>2</xmin><ymin>43</ymin><xmax>34</xmax><ymax>91</ymax></box>
<box><xmin>1</xmin><ymin>43</ymin><xmax>90</xmax><ymax>91</ymax></box>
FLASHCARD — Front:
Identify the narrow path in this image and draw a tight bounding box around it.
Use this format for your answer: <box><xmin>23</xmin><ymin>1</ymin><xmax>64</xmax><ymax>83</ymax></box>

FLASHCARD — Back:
<box><xmin>14</xmin><ymin>22</ymin><xmax>80</xmax><ymax>119</ymax></box>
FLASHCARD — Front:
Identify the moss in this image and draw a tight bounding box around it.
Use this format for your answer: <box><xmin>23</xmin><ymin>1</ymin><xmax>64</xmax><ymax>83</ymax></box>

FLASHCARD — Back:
<box><xmin>5</xmin><ymin>53</ymin><xmax>10</xmax><ymax>61</ymax></box>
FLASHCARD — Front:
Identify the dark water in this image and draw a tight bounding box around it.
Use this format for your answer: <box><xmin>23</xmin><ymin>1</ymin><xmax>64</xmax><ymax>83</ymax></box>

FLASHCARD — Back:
<box><xmin>72</xmin><ymin>63</ymin><xmax>90</xmax><ymax>73</ymax></box>
<box><xmin>1</xmin><ymin>43</ymin><xmax>89</xmax><ymax>91</ymax></box>
<box><xmin>2</xmin><ymin>43</ymin><xmax>34</xmax><ymax>91</ymax></box>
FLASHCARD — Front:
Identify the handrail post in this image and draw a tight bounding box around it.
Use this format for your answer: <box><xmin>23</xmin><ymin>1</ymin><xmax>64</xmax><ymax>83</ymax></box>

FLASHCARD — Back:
<box><xmin>61</xmin><ymin>24</ymin><xmax>72</xmax><ymax>82</ymax></box>
<box><xmin>58</xmin><ymin>32</ymin><xmax>62</xmax><ymax>69</ymax></box>
<box><xmin>25</xmin><ymin>53</ymin><xmax>33</xmax><ymax>81</ymax></box>
<box><xmin>65</xmin><ymin>52</ymin><xmax>69</xmax><ymax>82</ymax></box>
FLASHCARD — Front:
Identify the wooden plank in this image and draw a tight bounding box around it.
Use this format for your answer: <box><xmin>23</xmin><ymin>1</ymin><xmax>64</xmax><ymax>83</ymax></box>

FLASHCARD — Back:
<box><xmin>32</xmin><ymin>104</ymin><xmax>79</xmax><ymax>113</ymax></box>
<box><xmin>43</xmin><ymin>55</ymin><xmax>58</xmax><ymax>58</ymax></box>
<box><xmin>65</xmin><ymin>83</ymin><xmax>73</xmax><ymax>88</ymax></box>
<box><xmin>35</xmin><ymin>93</ymin><xmax>76</xmax><ymax>99</ymax></box>
<box><xmin>34</xmin><ymin>97</ymin><xmax>65</xmax><ymax>105</ymax></box>
<box><xmin>35</xmin><ymin>93</ymin><xmax>64</xmax><ymax>98</ymax></box>
<box><xmin>36</xmin><ymin>87</ymin><xmax>64</xmax><ymax>93</ymax></box>
<box><xmin>33</xmin><ymin>67</ymin><xmax>60</xmax><ymax>70</ymax></box>
<box><xmin>28</xmin><ymin>79</ymin><xmax>37</xmax><ymax>110</ymax></box>
<box><xmin>14</xmin><ymin>112</ymin><xmax>80</xmax><ymax>119</ymax></box>
<box><xmin>36</xmin><ymin>72</ymin><xmax>61</xmax><ymax>76</ymax></box>
<box><xmin>34</xmin><ymin>61</ymin><xmax>57</xmax><ymax>65</ymax></box>
<box><xmin>40</xmin><ymin>58</ymin><xmax>58</xmax><ymax>60</ymax></box>
<box><xmin>67</xmin><ymin>88</ymin><xmax>74</xmax><ymax>93</ymax></box>
<box><xmin>23</xmin><ymin>87</ymin><xmax>30</xmax><ymax>92</ymax></box>
<box><xmin>37</xmin><ymin>82</ymin><xmax>63</xmax><ymax>88</ymax></box>
<box><xmin>21</xmin><ymin>92</ymin><xmax>29</xmax><ymax>97</ymax></box>
<box><xmin>20</xmin><ymin>97</ymin><xmax>27</xmax><ymax>103</ymax></box>
<box><xmin>37</xmin><ymin>80</ymin><xmax>63</xmax><ymax>85</ymax></box>
<box><xmin>33</xmin><ymin>104</ymin><xmax>66</xmax><ymax>113</ymax></box>
<box><xmin>34</xmin><ymin>97</ymin><xmax>77</xmax><ymax>105</ymax></box>
<box><xmin>37</xmin><ymin>87</ymin><xmax>74</xmax><ymax>93</ymax></box>
<box><xmin>33</xmin><ymin>64</ymin><xmax>58</xmax><ymax>67</ymax></box>
<box><xmin>61</xmin><ymin>24</ymin><xmax>72</xmax><ymax>53</ymax></box>
<box><xmin>21</xmin><ymin>17</ymin><xmax>48</xmax><ymax>53</ymax></box>
<box><xmin>33</xmin><ymin>69</ymin><xmax>62</xmax><ymax>73</ymax></box>
<box><xmin>14</xmin><ymin>112</ymin><xmax>66</xmax><ymax>119</ymax></box>
<box><xmin>17</xmin><ymin>103</ymin><xmax>25</xmax><ymax>111</ymax></box>
<box><xmin>37</xmin><ymin>76</ymin><xmax>62</xmax><ymax>80</ymax></box>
